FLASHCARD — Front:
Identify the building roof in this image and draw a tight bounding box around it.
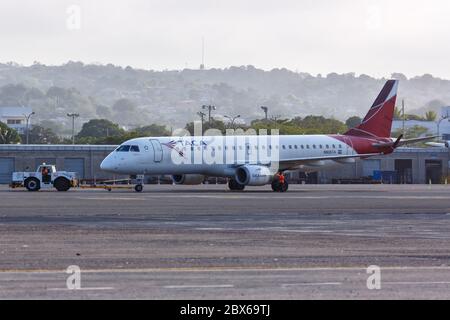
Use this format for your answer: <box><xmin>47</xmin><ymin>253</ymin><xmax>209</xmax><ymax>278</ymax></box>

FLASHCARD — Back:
<box><xmin>0</xmin><ymin>107</ymin><xmax>33</xmax><ymax>118</ymax></box>
<box><xmin>0</xmin><ymin>144</ymin><xmax>446</xmax><ymax>154</ymax></box>
<box><xmin>0</xmin><ymin>144</ymin><xmax>117</xmax><ymax>152</ymax></box>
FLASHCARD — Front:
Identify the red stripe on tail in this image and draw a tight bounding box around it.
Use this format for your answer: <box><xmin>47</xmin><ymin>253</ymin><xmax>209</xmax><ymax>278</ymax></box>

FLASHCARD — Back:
<box><xmin>345</xmin><ymin>80</ymin><xmax>398</xmax><ymax>138</ymax></box>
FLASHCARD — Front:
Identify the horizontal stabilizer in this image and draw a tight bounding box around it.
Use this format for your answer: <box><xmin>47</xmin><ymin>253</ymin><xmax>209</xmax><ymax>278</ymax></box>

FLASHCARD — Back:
<box><xmin>373</xmin><ymin>136</ymin><xmax>438</xmax><ymax>148</ymax></box>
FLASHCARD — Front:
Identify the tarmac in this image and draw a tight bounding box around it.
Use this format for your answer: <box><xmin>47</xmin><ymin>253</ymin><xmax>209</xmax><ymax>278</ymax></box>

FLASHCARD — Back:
<box><xmin>1</xmin><ymin>184</ymin><xmax>450</xmax><ymax>299</ymax></box>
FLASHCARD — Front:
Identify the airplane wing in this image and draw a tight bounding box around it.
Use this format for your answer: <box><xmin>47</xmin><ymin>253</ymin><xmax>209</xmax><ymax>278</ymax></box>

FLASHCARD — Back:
<box><xmin>278</xmin><ymin>153</ymin><xmax>382</xmax><ymax>170</ymax></box>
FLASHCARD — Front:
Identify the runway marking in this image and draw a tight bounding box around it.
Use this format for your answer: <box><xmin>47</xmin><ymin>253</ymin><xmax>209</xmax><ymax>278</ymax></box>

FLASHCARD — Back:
<box><xmin>47</xmin><ymin>287</ymin><xmax>114</xmax><ymax>291</ymax></box>
<box><xmin>163</xmin><ymin>284</ymin><xmax>234</xmax><ymax>289</ymax></box>
<box><xmin>2</xmin><ymin>266</ymin><xmax>450</xmax><ymax>275</ymax></box>
<box><xmin>282</xmin><ymin>282</ymin><xmax>342</xmax><ymax>287</ymax></box>
<box><xmin>74</xmin><ymin>197</ymin><xmax>147</xmax><ymax>201</ymax></box>
<box><xmin>384</xmin><ymin>281</ymin><xmax>450</xmax><ymax>286</ymax></box>
<box><xmin>75</xmin><ymin>195</ymin><xmax>450</xmax><ymax>201</ymax></box>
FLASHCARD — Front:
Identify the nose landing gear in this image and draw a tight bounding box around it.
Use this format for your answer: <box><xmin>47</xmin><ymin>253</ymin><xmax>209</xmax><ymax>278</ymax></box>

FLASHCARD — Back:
<box><xmin>134</xmin><ymin>174</ymin><xmax>144</xmax><ymax>192</ymax></box>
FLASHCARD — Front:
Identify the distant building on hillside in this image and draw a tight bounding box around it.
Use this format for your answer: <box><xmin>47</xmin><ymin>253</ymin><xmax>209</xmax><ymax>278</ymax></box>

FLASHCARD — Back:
<box><xmin>0</xmin><ymin>107</ymin><xmax>33</xmax><ymax>134</ymax></box>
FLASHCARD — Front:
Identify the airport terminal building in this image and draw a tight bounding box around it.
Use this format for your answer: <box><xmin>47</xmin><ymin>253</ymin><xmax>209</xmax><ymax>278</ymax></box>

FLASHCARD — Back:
<box><xmin>0</xmin><ymin>144</ymin><xmax>449</xmax><ymax>185</ymax></box>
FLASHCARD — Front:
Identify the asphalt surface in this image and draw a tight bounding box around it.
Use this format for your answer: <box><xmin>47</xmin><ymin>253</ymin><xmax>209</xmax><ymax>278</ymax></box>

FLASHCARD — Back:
<box><xmin>1</xmin><ymin>184</ymin><xmax>450</xmax><ymax>299</ymax></box>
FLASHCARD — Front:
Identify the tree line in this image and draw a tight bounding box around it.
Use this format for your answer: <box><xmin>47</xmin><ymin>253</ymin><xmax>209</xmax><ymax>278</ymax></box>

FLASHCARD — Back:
<box><xmin>1</xmin><ymin>116</ymin><xmax>363</xmax><ymax>145</ymax></box>
<box><xmin>2</xmin><ymin>107</ymin><xmax>441</xmax><ymax>145</ymax></box>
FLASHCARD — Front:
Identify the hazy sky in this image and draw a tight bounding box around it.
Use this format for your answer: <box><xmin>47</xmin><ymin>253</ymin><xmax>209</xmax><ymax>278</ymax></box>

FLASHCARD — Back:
<box><xmin>1</xmin><ymin>0</ymin><xmax>450</xmax><ymax>78</ymax></box>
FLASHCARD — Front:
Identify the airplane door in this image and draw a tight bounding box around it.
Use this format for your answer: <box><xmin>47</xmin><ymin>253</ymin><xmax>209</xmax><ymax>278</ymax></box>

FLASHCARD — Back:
<box><xmin>150</xmin><ymin>139</ymin><xmax>163</xmax><ymax>162</ymax></box>
<box><xmin>245</xmin><ymin>142</ymin><xmax>251</xmax><ymax>161</ymax></box>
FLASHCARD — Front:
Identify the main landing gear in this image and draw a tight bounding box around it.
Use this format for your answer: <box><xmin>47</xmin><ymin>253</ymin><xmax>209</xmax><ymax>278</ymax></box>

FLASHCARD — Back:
<box><xmin>227</xmin><ymin>174</ymin><xmax>289</xmax><ymax>192</ymax></box>
<box><xmin>271</xmin><ymin>173</ymin><xmax>289</xmax><ymax>192</ymax></box>
<box><xmin>228</xmin><ymin>179</ymin><xmax>245</xmax><ymax>191</ymax></box>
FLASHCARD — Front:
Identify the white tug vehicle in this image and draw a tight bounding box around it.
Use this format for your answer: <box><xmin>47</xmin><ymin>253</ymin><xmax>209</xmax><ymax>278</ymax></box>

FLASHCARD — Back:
<box><xmin>11</xmin><ymin>164</ymin><xmax>78</xmax><ymax>192</ymax></box>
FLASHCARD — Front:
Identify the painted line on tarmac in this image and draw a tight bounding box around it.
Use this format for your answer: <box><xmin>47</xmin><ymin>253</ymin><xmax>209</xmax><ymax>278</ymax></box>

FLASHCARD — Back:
<box><xmin>2</xmin><ymin>266</ymin><xmax>450</xmax><ymax>275</ymax></box>
<box><xmin>75</xmin><ymin>195</ymin><xmax>450</xmax><ymax>200</ymax></box>
<box><xmin>384</xmin><ymin>281</ymin><xmax>450</xmax><ymax>286</ymax></box>
<box><xmin>282</xmin><ymin>282</ymin><xmax>342</xmax><ymax>287</ymax></box>
<box><xmin>47</xmin><ymin>287</ymin><xmax>115</xmax><ymax>291</ymax></box>
<box><xmin>74</xmin><ymin>197</ymin><xmax>147</xmax><ymax>201</ymax></box>
<box><xmin>163</xmin><ymin>284</ymin><xmax>234</xmax><ymax>289</ymax></box>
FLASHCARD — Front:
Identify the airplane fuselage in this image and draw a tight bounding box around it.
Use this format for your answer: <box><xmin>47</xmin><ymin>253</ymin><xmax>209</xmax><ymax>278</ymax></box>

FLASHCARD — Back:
<box><xmin>100</xmin><ymin>80</ymin><xmax>410</xmax><ymax>192</ymax></box>
<box><xmin>100</xmin><ymin>134</ymin><xmax>390</xmax><ymax>176</ymax></box>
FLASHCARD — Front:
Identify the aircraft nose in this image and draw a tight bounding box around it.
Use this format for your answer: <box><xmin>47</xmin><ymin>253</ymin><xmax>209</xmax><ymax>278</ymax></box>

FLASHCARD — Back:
<box><xmin>100</xmin><ymin>155</ymin><xmax>115</xmax><ymax>172</ymax></box>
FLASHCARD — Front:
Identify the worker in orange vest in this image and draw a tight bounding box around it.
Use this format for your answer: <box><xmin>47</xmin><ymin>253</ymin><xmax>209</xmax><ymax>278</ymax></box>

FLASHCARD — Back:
<box><xmin>275</xmin><ymin>172</ymin><xmax>285</xmax><ymax>185</ymax></box>
<box><xmin>278</xmin><ymin>172</ymin><xmax>285</xmax><ymax>185</ymax></box>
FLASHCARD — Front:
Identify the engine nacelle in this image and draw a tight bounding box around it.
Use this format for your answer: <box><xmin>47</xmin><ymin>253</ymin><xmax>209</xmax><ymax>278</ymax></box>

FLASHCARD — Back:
<box><xmin>235</xmin><ymin>165</ymin><xmax>272</xmax><ymax>186</ymax></box>
<box><xmin>172</xmin><ymin>174</ymin><xmax>205</xmax><ymax>185</ymax></box>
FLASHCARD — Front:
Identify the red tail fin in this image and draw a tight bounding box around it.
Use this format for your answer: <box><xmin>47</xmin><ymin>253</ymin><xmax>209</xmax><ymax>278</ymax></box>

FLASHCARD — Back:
<box><xmin>345</xmin><ymin>80</ymin><xmax>399</xmax><ymax>138</ymax></box>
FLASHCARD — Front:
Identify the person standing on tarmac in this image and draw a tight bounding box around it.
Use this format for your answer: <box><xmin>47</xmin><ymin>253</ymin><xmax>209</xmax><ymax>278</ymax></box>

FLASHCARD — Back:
<box><xmin>278</xmin><ymin>172</ymin><xmax>285</xmax><ymax>185</ymax></box>
<box><xmin>273</xmin><ymin>171</ymin><xmax>286</xmax><ymax>192</ymax></box>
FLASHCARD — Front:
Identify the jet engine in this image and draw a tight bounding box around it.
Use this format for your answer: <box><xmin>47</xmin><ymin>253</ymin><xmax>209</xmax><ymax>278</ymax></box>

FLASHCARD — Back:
<box><xmin>235</xmin><ymin>165</ymin><xmax>272</xmax><ymax>186</ymax></box>
<box><xmin>172</xmin><ymin>174</ymin><xmax>205</xmax><ymax>185</ymax></box>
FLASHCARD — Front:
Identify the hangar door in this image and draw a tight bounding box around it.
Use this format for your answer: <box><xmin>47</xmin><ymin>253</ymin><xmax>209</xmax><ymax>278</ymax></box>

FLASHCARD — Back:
<box><xmin>395</xmin><ymin>159</ymin><xmax>413</xmax><ymax>184</ymax></box>
<box><xmin>64</xmin><ymin>158</ymin><xmax>85</xmax><ymax>179</ymax></box>
<box><xmin>425</xmin><ymin>160</ymin><xmax>442</xmax><ymax>184</ymax></box>
<box><xmin>362</xmin><ymin>159</ymin><xmax>381</xmax><ymax>177</ymax></box>
<box><xmin>0</xmin><ymin>158</ymin><xmax>14</xmax><ymax>184</ymax></box>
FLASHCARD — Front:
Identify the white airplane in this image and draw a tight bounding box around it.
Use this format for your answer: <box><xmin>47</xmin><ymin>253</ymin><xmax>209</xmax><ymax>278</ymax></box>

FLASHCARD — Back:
<box><xmin>101</xmin><ymin>80</ymin><xmax>434</xmax><ymax>192</ymax></box>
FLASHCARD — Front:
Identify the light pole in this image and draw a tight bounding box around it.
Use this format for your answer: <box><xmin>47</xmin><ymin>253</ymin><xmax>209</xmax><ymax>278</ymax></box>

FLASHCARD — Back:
<box><xmin>67</xmin><ymin>113</ymin><xmax>80</xmax><ymax>144</ymax></box>
<box><xmin>261</xmin><ymin>106</ymin><xmax>268</xmax><ymax>121</ymax></box>
<box><xmin>202</xmin><ymin>105</ymin><xmax>216</xmax><ymax>124</ymax></box>
<box><xmin>224</xmin><ymin>114</ymin><xmax>241</xmax><ymax>129</ymax></box>
<box><xmin>24</xmin><ymin>111</ymin><xmax>35</xmax><ymax>145</ymax></box>
<box><xmin>197</xmin><ymin>111</ymin><xmax>206</xmax><ymax>124</ymax></box>
<box><xmin>436</xmin><ymin>114</ymin><xmax>449</xmax><ymax>141</ymax></box>
<box><xmin>271</xmin><ymin>115</ymin><xmax>282</xmax><ymax>129</ymax></box>
<box><xmin>402</xmin><ymin>99</ymin><xmax>406</xmax><ymax>138</ymax></box>
<box><xmin>197</xmin><ymin>111</ymin><xmax>206</xmax><ymax>135</ymax></box>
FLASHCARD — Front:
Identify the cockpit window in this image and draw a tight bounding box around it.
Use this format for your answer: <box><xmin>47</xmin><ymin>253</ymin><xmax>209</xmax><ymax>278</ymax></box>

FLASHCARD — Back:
<box><xmin>116</xmin><ymin>145</ymin><xmax>131</xmax><ymax>152</ymax></box>
<box><xmin>130</xmin><ymin>145</ymin><xmax>140</xmax><ymax>152</ymax></box>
